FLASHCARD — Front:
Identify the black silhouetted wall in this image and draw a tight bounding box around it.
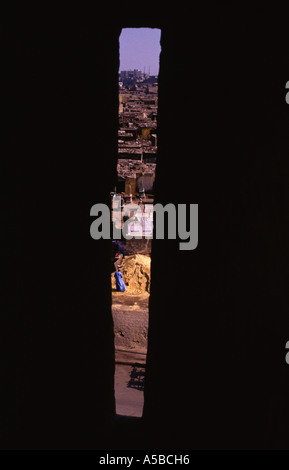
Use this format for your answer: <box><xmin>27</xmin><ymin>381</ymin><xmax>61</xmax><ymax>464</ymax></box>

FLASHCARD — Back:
<box><xmin>3</xmin><ymin>6</ymin><xmax>289</xmax><ymax>449</ymax></box>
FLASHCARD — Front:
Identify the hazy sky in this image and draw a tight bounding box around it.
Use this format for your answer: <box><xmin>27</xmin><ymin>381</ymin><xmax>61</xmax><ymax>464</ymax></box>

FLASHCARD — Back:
<box><xmin>119</xmin><ymin>28</ymin><xmax>161</xmax><ymax>76</ymax></box>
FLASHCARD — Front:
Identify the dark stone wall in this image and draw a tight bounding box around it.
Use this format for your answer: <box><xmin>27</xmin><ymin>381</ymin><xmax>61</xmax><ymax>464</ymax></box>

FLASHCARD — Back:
<box><xmin>3</xmin><ymin>6</ymin><xmax>289</xmax><ymax>449</ymax></box>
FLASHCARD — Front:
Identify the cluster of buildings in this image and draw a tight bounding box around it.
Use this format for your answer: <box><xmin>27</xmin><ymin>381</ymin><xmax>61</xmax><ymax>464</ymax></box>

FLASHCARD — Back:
<box><xmin>119</xmin><ymin>69</ymin><xmax>158</xmax><ymax>87</ymax></box>
<box><xmin>116</xmin><ymin>72</ymin><xmax>158</xmax><ymax>202</ymax></box>
<box><xmin>117</xmin><ymin>159</ymin><xmax>156</xmax><ymax>196</ymax></box>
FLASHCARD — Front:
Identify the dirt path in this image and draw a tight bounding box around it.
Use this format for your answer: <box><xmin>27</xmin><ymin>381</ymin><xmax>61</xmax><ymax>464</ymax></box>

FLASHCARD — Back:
<box><xmin>112</xmin><ymin>292</ymin><xmax>149</xmax><ymax>353</ymax></box>
<box><xmin>114</xmin><ymin>363</ymin><xmax>145</xmax><ymax>417</ymax></box>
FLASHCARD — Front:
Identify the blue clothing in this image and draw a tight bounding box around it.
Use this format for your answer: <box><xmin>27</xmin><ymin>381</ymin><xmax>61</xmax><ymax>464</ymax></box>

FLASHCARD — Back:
<box><xmin>114</xmin><ymin>271</ymin><xmax>126</xmax><ymax>292</ymax></box>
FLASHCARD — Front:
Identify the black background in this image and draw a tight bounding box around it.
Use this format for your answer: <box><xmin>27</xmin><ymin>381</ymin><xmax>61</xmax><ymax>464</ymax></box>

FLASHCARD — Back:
<box><xmin>3</xmin><ymin>5</ymin><xmax>289</xmax><ymax>449</ymax></box>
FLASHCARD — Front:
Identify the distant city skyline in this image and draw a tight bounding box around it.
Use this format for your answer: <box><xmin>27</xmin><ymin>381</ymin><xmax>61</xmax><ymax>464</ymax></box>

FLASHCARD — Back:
<box><xmin>119</xmin><ymin>28</ymin><xmax>161</xmax><ymax>76</ymax></box>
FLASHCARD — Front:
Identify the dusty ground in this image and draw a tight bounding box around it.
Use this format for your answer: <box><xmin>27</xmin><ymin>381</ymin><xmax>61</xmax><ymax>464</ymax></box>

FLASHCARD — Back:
<box><xmin>114</xmin><ymin>363</ymin><xmax>145</xmax><ymax>417</ymax></box>
<box><xmin>112</xmin><ymin>294</ymin><xmax>148</xmax><ymax>417</ymax></box>
<box><xmin>112</xmin><ymin>292</ymin><xmax>149</xmax><ymax>353</ymax></box>
<box><xmin>111</xmin><ymin>254</ymin><xmax>150</xmax><ymax>352</ymax></box>
<box><xmin>112</xmin><ymin>254</ymin><xmax>150</xmax><ymax>416</ymax></box>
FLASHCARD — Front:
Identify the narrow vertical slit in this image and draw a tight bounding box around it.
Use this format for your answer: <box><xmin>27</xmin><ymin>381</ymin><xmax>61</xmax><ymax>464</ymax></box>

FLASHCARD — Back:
<box><xmin>112</xmin><ymin>27</ymin><xmax>161</xmax><ymax>417</ymax></box>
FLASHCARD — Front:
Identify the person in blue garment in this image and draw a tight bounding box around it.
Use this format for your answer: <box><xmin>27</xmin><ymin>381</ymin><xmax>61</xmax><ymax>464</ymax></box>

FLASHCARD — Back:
<box><xmin>114</xmin><ymin>266</ymin><xmax>126</xmax><ymax>292</ymax></box>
